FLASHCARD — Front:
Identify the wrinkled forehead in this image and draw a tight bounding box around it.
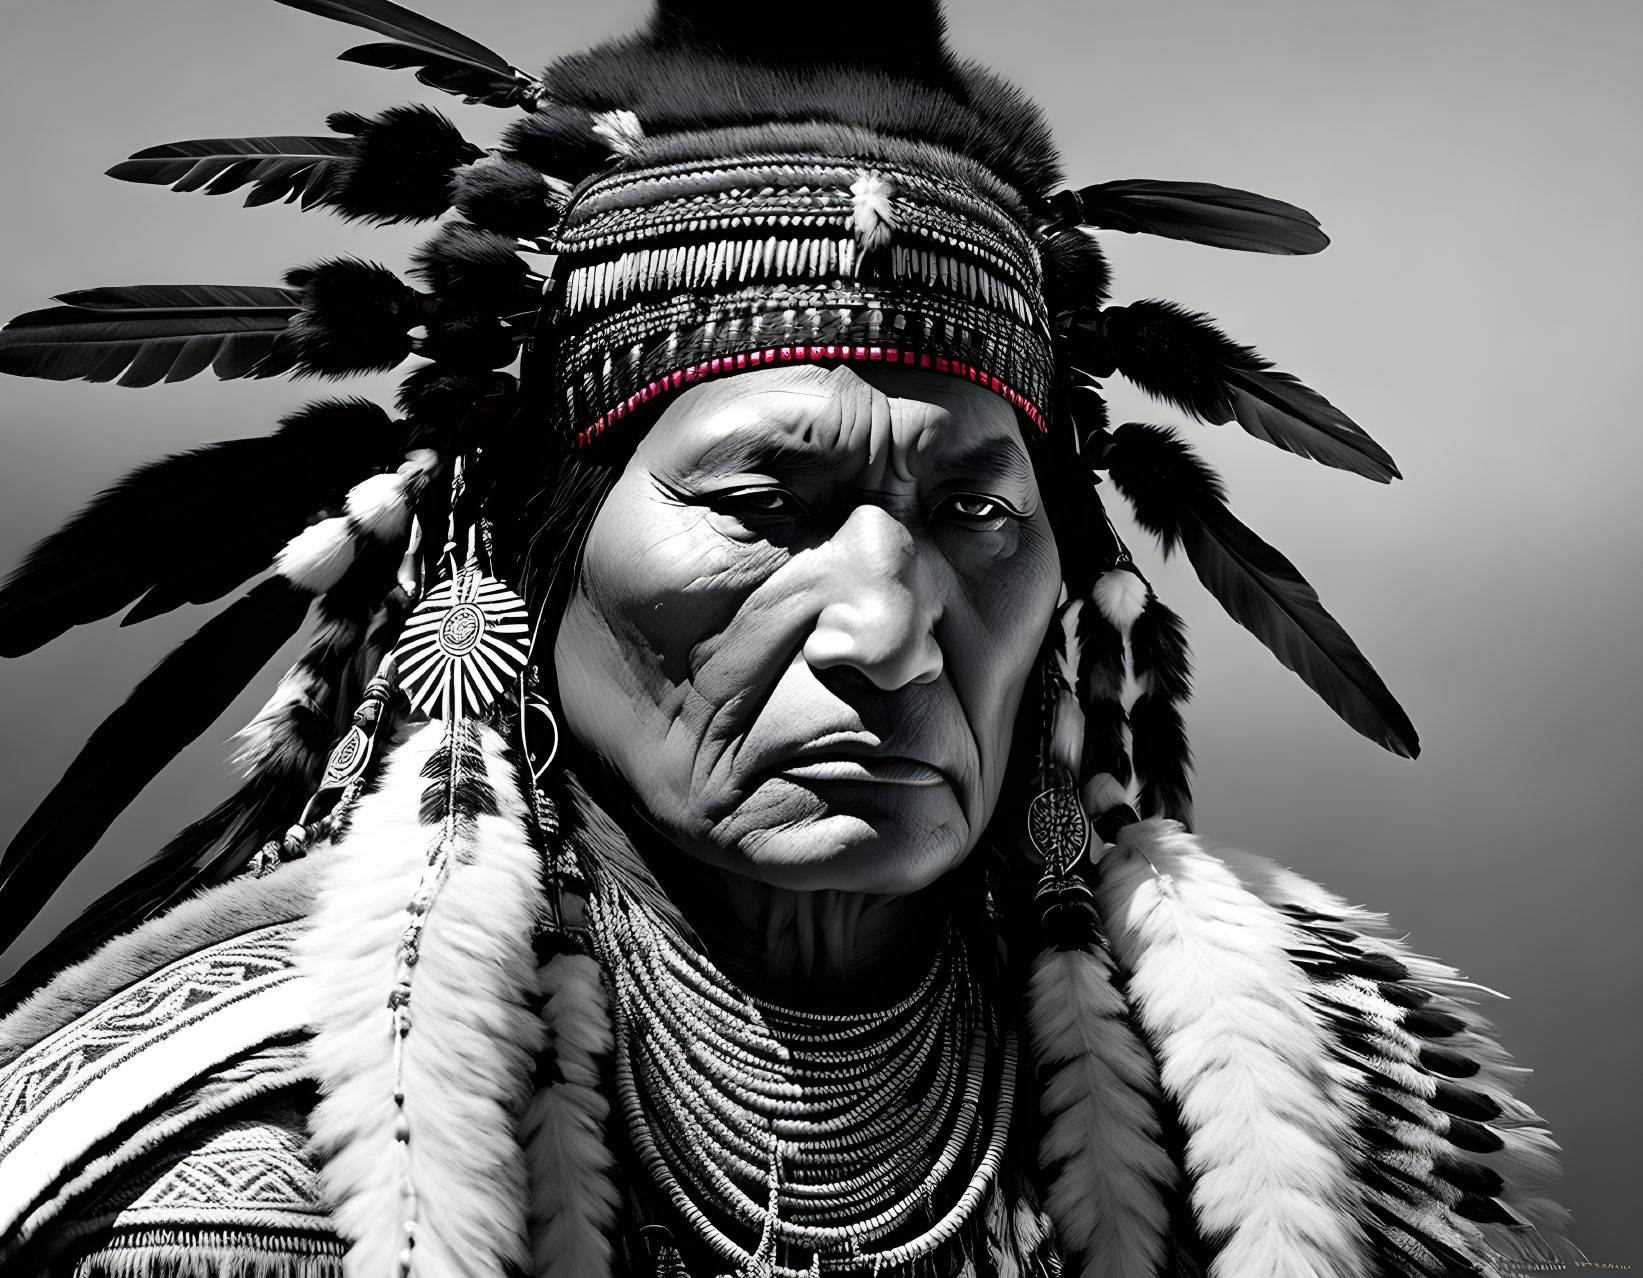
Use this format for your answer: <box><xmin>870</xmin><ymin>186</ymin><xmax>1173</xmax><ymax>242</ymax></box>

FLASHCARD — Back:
<box><xmin>632</xmin><ymin>363</ymin><xmax>1037</xmax><ymax>487</ymax></box>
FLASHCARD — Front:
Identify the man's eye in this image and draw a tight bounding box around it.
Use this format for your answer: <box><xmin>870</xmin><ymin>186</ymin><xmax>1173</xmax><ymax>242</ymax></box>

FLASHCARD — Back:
<box><xmin>712</xmin><ymin>487</ymin><xmax>804</xmax><ymax>519</ymax></box>
<box><xmin>939</xmin><ymin>494</ymin><xmax>1016</xmax><ymax>525</ymax></box>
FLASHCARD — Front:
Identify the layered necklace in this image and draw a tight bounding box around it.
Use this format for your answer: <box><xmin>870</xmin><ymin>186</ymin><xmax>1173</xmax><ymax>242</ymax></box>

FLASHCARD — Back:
<box><xmin>588</xmin><ymin>881</ymin><xmax>1015</xmax><ymax>1278</ymax></box>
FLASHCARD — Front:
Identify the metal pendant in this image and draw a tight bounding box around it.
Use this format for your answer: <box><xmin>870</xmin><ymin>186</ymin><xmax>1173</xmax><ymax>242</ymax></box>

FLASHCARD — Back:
<box><xmin>395</xmin><ymin>569</ymin><xmax>530</xmax><ymax>720</ymax></box>
<box><xmin>1027</xmin><ymin>784</ymin><xmax>1089</xmax><ymax>879</ymax></box>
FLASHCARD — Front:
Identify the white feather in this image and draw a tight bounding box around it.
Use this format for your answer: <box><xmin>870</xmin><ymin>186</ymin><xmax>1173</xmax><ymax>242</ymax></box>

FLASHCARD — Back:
<box><xmin>592</xmin><ymin>109</ymin><xmax>644</xmax><ymax>156</ymax></box>
<box><xmin>342</xmin><ymin>449</ymin><xmax>435</xmax><ymax>546</ymax></box>
<box><xmin>231</xmin><ymin>667</ymin><xmax>323</xmax><ymax>779</ymax></box>
<box><xmin>849</xmin><ymin>171</ymin><xmax>897</xmax><ymax>252</ymax></box>
<box><xmin>276</xmin><ymin>516</ymin><xmax>356</xmax><ymax>594</ymax></box>
<box><xmin>1095</xmin><ymin>819</ymin><xmax>1370</xmax><ymax>1278</ymax></box>
<box><xmin>299</xmin><ymin>722</ymin><xmax>546</xmax><ymax>1278</ymax></box>
<box><xmin>1081</xmin><ymin>772</ymin><xmax>1130</xmax><ymax>818</ymax></box>
<box><xmin>526</xmin><ymin>952</ymin><xmax>620</xmax><ymax>1278</ymax></box>
<box><xmin>1214</xmin><ymin>844</ymin><xmax>1579</xmax><ymax>1266</ymax></box>
<box><xmin>230</xmin><ymin>612</ymin><xmax>362</xmax><ymax>778</ymax></box>
<box><xmin>1028</xmin><ymin>944</ymin><xmax>1172</xmax><ymax>1278</ymax></box>
<box><xmin>1091</xmin><ymin>569</ymin><xmax>1147</xmax><ymax>631</ymax></box>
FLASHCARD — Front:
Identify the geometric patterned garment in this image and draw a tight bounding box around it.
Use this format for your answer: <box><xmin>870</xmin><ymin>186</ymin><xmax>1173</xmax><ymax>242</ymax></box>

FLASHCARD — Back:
<box><xmin>0</xmin><ymin>906</ymin><xmax>336</xmax><ymax>1277</ymax></box>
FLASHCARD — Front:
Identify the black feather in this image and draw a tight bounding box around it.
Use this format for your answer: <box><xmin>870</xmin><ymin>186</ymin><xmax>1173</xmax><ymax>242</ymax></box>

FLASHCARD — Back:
<box><xmin>272</xmin><ymin>258</ymin><xmax>419</xmax><ymax>377</ymax></box>
<box><xmin>1130</xmin><ymin>595</ymin><xmax>1194</xmax><ymax>825</ymax></box>
<box><xmin>273</xmin><ymin>0</ymin><xmax>511</xmax><ymax>73</ymax></box>
<box><xmin>1093</xmin><ymin>422</ymin><xmax>1225</xmax><ymax>556</ymax></box>
<box><xmin>1131</xmin><ymin>595</ymin><xmax>1193</xmax><ymax>702</ymax></box>
<box><xmin>411</xmin><ymin>222</ymin><xmax>533</xmax><ymax>313</ymax></box>
<box><xmin>0</xmin><ymin>578</ymin><xmax>314</xmax><ymax>958</ymax></box>
<box><xmin>323</xmin><ymin>105</ymin><xmax>483</xmax><ymax>223</ymax></box>
<box><xmin>0</xmin><ymin>398</ymin><xmax>402</xmax><ymax>656</ymax></box>
<box><xmin>451</xmin><ymin>157</ymin><xmax>566</xmax><ymax>239</ymax></box>
<box><xmin>418</xmin><ymin>317</ymin><xmax>518</xmax><ymax>373</ymax></box>
<box><xmin>1051</xmin><ymin>180</ymin><xmax>1329</xmax><ymax>255</ymax></box>
<box><xmin>396</xmin><ymin>362</ymin><xmax>501</xmax><ymax>426</ymax></box>
<box><xmin>269</xmin><ymin>0</ymin><xmax>526</xmax><ymax>106</ymax></box>
<box><xmin>107</xmin><ymin>136</ymin><xmax>351</xmax><ymax>208</ymax></box>
<box><xmin>0</xmin><ymin>285</ymin><xmax>301</xmax><ymax>386</ymax></box>
<box><xmin>1418</xmin><ymin>1046</ymin><xmax>1481</xmax><ymax>1079</ymax></box>
<box><xmin>1041</xmin><ymin>228</ymin><xmax>1111</xmax><ymax>315</ymax></box>
<box><xmin>1106</xmin><ymin>423</ymin><xmax>1419</xmax><ymax>757</ymax></box>
<box><xmin>1403</xmin><ymin>1007</ymin><xmax>1466</xmax><ymax>1039</ymax></box>
<box><xmin>1100</xmin><ymin>300</ymin><xmax>1400</xmax><ymax>483</ymax></box>
<box><xmin>339</xmin><ymin>42</ymin><xmax>530</xmax><ymax>108</ymax></box>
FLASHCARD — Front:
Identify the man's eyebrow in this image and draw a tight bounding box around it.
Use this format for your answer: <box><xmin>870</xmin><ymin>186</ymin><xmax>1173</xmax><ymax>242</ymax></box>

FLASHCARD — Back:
<box><xmin>931</xmin><ymin>438</ymin><xmax>1035</xmax><ymax>488</ymax></box>
<box><xmin>689</xmin><ymin>420</ymin><xmax>1035</xmax><ymax>485</ymax></box>
<box><xmin>691</xmin><ymin>427</ymin><xmax>847</xmax><ymax>476</ymax></box>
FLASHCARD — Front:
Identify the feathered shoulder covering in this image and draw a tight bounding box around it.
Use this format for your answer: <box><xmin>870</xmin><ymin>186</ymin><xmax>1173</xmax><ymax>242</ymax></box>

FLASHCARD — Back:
<box><xmin>1086</xmin><ymin>819</ymin><xmax>1578</xmax><ymax>1278</ymax></box>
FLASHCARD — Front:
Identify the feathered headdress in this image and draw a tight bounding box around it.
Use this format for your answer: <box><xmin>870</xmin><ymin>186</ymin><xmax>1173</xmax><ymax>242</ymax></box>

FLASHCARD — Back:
<box><xmin>0</xmin><ymin>0</ymin><xmax>1414</xmax><ymax>983</ymax></box>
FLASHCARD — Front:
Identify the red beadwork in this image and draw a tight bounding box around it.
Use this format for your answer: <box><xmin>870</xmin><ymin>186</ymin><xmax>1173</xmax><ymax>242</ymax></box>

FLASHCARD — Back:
<box><xmin>573</xmin><ymin>342</ymin><xmax>1047</xmax><ymax>447</ymax></box>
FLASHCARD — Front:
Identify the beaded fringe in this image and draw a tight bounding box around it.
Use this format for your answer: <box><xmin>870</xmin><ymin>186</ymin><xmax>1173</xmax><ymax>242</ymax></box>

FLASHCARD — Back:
<box><xmin>70</xmin><ymin>1229</ymin><xmax>342</xmax><ymax>1278</ymax></box>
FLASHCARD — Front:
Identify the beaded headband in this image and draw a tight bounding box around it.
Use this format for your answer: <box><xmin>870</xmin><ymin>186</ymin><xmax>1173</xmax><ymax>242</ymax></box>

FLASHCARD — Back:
<box><xmin>547</xmin><ymin>128</ymin><xmax>1054</xmax><ymax>447</ymax></box>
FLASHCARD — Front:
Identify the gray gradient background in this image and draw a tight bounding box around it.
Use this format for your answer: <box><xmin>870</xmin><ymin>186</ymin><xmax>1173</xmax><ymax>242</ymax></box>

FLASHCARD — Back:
<box><xmin>0</xmin><ymin>0</ymin><xmax>1637</xmax><ymax>1264</ymax></box>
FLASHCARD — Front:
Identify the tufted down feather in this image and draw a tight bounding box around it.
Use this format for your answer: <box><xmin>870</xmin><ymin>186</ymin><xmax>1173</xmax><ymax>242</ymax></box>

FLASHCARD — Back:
<box><xmin>299</xmin><ymin>721</ymin><xmax>546</xmax><ymax>1278</ymax></box>
<box><xmin>451</xmin><ymin>157</ymin><xmax>569</xmax><ymax>240</ymax></box>
<box><xmin>324</xmin><ymin>104</ymin><xmax>483</xmax><ymax>224</ymax></box>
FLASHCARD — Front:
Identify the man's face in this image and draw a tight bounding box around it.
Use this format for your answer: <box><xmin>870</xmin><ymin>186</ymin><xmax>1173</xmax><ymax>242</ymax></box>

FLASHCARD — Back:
<box><xmin>553</xmin><ymin>363</ymin><xmax>1061</xmax><ymax>893</ymax></box>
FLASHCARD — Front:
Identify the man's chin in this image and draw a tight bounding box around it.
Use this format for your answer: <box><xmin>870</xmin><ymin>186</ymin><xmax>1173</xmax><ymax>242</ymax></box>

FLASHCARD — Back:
<box><xmin>722</xmin><ymin>809</ymin><xmax>971</xmax><ymax>895</ymax></box>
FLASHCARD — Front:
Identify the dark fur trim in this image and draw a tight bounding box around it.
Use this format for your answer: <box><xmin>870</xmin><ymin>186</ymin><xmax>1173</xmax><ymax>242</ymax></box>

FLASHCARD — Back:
<box><xmin>536</xmin><ymin>13</ymin><xmax>1062</xmax><ymax>198</ymax></box>
<box><xmin>276</xmin><ymin>259</ymin><xmax>418</xmax><ymax>377</ymax></box>
<box><xmin>1130</xmin><ymin>692</ymin><xmax>1192</xmax><ymax>826</ymax></box>
<box><xmin>1101</xmin><ymin>301</ymin><xmax>1249</xmax><ymax>422</ymax></box>
<box><xmin>450</xmin><ymin>157</ymin><xmax>567</xmax><ymax>239</ymax></box>
<box><xmin>323</xmin><ymin>104</ymin><xmax>483</xmax><ymax>225</ymax></box>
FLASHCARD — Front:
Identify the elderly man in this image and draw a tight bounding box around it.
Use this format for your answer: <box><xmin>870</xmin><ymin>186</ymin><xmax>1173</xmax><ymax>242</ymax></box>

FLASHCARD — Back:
<box><xmin>0</xmin><ymin>2</ymin><xmax>1578</xmax><ymax>1276</ymax></box>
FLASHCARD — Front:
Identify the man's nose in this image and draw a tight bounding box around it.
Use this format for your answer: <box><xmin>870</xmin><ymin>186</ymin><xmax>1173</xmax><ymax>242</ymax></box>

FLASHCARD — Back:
<box><xmin>802</xmin><ymin>505</ymin><xmax>943</xmax><ymax>690</ymax></box>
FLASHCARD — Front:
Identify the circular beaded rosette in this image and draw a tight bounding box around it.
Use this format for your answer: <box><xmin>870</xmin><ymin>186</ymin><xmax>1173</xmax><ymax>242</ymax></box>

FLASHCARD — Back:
<box><xmin>395</xmin><ymin>571</ymin><xmax>530</xmax><ymax>720</ymax></box>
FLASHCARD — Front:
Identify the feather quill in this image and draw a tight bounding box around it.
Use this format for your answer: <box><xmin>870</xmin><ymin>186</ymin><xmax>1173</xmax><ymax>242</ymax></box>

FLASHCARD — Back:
<box><xmin>1028</xmin><ymin>943</ymin><xmax>1173</xmax><ymax>1278</ymax></box>
<box><xmin>0</xmin><ymin>284</ymin><xmax>301</xmax><ymax>386</ymax></box>
<box><xmin>301</xmin><ymin>720</ymin><xmax>544</xmax><ymax>1277</ymax></box>
<box><xmin>1105</xmin><ymin>423</ymin><xmax>1418</xmax><ymax>758</ymax></box>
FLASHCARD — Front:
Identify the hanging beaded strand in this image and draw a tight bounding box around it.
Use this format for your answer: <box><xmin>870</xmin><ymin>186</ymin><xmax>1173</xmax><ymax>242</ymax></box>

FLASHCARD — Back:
<box><xmin>382</xmin><ymin>452</ymin><xmax>534</xmax><ymax>1277</ymax></box>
